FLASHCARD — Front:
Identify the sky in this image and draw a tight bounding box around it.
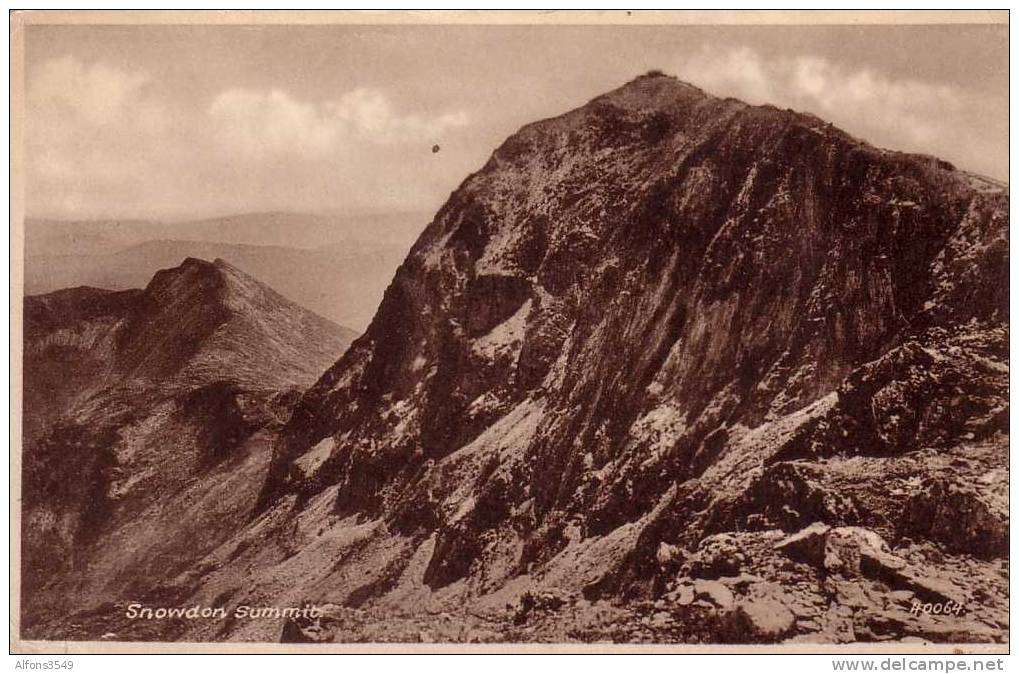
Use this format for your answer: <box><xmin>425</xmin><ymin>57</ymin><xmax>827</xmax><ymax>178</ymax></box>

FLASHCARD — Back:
<box><xmin>22</xmin><ymin>21</ymin><xmax>1008</xmax><ymax>221</ymax></box>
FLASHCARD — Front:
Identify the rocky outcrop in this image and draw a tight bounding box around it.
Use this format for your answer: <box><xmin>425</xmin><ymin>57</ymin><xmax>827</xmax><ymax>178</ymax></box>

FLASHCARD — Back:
<box><xmin>769</xmin><ymin>325</ymin><xmax>1008</xmax><ymax>463</ymax></box>
<box><xmin>900</xmin><ymin>477</ymin><xmax>1008</xmax><ymax>558</ymax></box>
<box><xmin>263</xmin><ymin>71</ymin><xmax>1005</xmax><ymax>523</ymax></box>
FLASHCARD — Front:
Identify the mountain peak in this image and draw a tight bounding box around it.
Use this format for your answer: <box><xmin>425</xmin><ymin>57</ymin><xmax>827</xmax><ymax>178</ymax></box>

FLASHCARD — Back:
<box><xmin>586</xmin><ymin>71</ymin><xmax>714</xmax><ymax>117</ymax></box>
<box><xmin>28</xmin><ymin>256</ymin><xmax>357</xmax><ymax>391</ymax></box>
<box><xmin>134</xmin><ymin>257</ymin><xmax>357</xmax><ymax>387</ymax></box>
<box><xmin>145</xmin><ymin>256</ymin><xmax>278</xmax><ymax>312</ymax></box>
<box><xmin>605</xmin><ymin>70</ymin><xmax>711</xmax><ymax>100</ymax></box>
<box><xmin>146</xmin><ymin>256</ymin><xmax>227</xmax><ymax>300</ymax></box>
<box><xmin>159</xmin><ymin>255</ymin><xmax>236</xmax><ymax>276</ymax></box>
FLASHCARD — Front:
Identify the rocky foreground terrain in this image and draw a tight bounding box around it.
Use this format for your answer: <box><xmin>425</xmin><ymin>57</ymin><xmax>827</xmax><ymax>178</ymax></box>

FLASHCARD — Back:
<box><xmin>21</xmin><ymin>73</ymin><xmax>1008</xmax><ymax>645</ymax></box>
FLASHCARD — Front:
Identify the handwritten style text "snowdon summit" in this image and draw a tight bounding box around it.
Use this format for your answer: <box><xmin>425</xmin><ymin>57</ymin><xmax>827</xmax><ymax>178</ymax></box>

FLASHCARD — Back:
<box><xmin>125</xmin><ymin>603</ymin><xmax>323</xmax><ymax>620</ymax></box>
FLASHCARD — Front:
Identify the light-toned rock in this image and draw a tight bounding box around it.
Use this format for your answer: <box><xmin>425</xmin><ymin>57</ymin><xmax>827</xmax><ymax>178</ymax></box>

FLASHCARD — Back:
<box><xmin>693</xmin><ymin>579</ymin><xmax>735</xmax><ymax>610</ymax></box>
<box><xmin>775</xmin><ymin>522</ymin><xmax>831</xmax><ymax>566</ymax></box>
<box><xmin>656</xmin><ymin>541</ymin><xmax>684</xmax><ymax>568</ymax></box>
<box><xmin>667</xmin><ymin>582</ymin><xmax>695</xmax><ymax>606</ymax></box>
<box><xmin>686</xmin><ymin>533</ymin><xmax>748</xmax><ymax>579</ymax></box>
<box><xmin>726</xmin><ymin>598</ymin><xmax>796</xmax><ymax>642</ymax></box>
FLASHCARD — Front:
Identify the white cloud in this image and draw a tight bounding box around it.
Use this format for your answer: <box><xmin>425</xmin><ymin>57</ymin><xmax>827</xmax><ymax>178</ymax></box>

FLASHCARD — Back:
<box><xmin>25</xmin><ymin>56</ymin><xmax>178</xmax><ymax>215</ymax></box>
<box><xmin>331</xmin><ymin>87</ymin><xmax>470</xmax><ymax>143</ymax></box>
<box><xmin>29</xmin><ymin>55</ymin><xmax>152</xmax><ymax>126</ymax></box>
<box><xmin>209</xmin><ymin>89</ymin><xmax>340</xmax><ymax>158</ymax></box>
<box><xmin>209</xmin><ymin>86</ymin><xmax>468</xmax><ymax>158</ymax></box>
<box><xmin>683</xmin><ymin>46</ymin><xmax>965</xmax><ymax>150</ymax></box>
<box><xmin>24</xmin><ymin>56</ymin><xmax>474</xmax><ymax>218</ymax></box>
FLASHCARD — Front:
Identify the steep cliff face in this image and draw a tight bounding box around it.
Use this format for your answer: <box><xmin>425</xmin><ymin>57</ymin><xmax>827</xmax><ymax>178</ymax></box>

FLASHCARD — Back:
<box><xmin>258</xmin><ymin>74</ymin><xmax>1005</xmax><ymax>640</ymax></box>
<box><xmin>21</xmin><ymin>258</ymin><xmax>357</xmax><ymax>636</ymax></box>
<box><xmin>262</xmin><ymin>74</ymin><xmax>1003</xmax><ymax>535</ymax></box>
<box><xmin>28</xmin><ymin>74</ymin><xmax>1008</xmax><ymax>644</ymax></box>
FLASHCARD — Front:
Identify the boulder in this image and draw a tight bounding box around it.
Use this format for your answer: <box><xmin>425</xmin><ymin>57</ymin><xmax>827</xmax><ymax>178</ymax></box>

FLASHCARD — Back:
<box><xmin>894</xmin><ymin>569</ymin><xmax>967</xmax><ymax>606</ymax></box>
<box><xmin>651</xmin><ymin>611</ymin><xmax>672</xmax><ymax>628</ymax></box>
<box><xmin>279</xmin><ymin>603</ymin><xmax>341</xmax><ymax>643</ymax></box>
<box><xmin>665</xmin><ymin>582</ymin><xmax>695</xmax><ymax>606</ymax></box>
<box><xmin>655</xmin><ymin>541</ymin><xmax>685</xmax><ymax>569</ymax></box>
<box><xmin>826</xmin><ymin>527</ymin><xmax>966</xmax><ymax>606</ymax></box>
<box><xmin>775</xmin><ymin>521</ymin><xmax>831</xmax><ymax>566</ymax></box>
<box><xmin>685</xmin><ymin>533</ymin><xmax>747</xmax><ymax>578</ymax></box>
<box><xmin>693</xmin><ymin>579</ymin><xmax>735</xmax><ymax>610</ymax></box>
<box><xmin>725</xmin><ymin>598</ymin><xmax>797</xmax><ymax>642</ymax></box>
<box><xmin>824</xmin><ymin>526</ymin><xmax>902</xmax><ymax>576</ymax></box>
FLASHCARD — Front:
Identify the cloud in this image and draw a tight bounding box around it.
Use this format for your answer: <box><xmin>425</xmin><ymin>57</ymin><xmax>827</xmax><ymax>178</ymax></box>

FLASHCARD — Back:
<box><xmin>29</xmin><ymin>55</ymin><xmax>153</xmax><ymax>126</ymax></box>
<box><xmin>25</xmin><ymin>56</ymin><xmax>474</xmax><ymax>219</ymax></box>
<box><xmin>29</xmin><ymin>44</ymin><xmax>998</xmax><ymax>222</ymax></box>
<box><xmin>25</xmin><ymin>57</ymin><xmax>178</xmax><ymax>215</ymax></box>
<box><xmin>209</xmin><ymin>86</ymin><xmax>468</xmax><ymax>158</ymax></box>
<box><xmin>209</xmin><ymin>89</ymin><xmax>341</xmax><ymax>158</ymax></box>
<box><xmin>682</xmin><ymin>46</ymin><xmax>969</xmax><ymax>154</ymax></box>
<box><xmin>332</xmin><ymin>88</ymin><xmax>469</xmax><ymax>143</ymax></box>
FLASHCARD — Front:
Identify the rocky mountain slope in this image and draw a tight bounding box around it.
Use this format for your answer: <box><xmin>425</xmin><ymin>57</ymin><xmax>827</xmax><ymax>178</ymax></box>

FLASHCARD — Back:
<box><xmin>20</xmin><ymin>258</ymin><xmax>356</xmax><ymax>636</ymax></box>
<box><xmin>23</xmin><ymin>73</ymin><xmax>1008</xmax><ymax>645</ymax></box>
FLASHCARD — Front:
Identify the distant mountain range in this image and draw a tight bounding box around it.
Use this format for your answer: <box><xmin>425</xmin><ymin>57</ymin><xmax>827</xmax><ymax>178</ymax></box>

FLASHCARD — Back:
<box><xmin>23</xmin><ymin>212</ymin><xmax>429</xmax><ymax>330</ymax></box>
<box><xmin>25</xmin><ymin>211</ymin><xmax>431</xmax><ymax>255</ymax></box>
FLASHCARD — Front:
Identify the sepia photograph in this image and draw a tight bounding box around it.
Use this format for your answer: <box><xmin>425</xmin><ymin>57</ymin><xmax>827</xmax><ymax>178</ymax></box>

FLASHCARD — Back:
<box><xmin>8</xmin><ymin>9</ymin><xmax>1010</xmax><ymax>656</ymax></box>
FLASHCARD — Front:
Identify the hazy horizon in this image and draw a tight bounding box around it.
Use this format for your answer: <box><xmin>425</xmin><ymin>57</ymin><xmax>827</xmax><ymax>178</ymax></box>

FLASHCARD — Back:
<box><xmin>24</xmin><ymin>22</ymin><xmax>1008</xmax><ymax>222</ymax></box>
<box><xmin>24</xmin><ymin>208</ymin><xmax>434</xmax><ymax>225</ymax></box>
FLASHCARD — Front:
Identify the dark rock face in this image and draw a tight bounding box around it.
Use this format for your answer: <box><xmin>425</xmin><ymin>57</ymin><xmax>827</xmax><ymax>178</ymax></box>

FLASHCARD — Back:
<box><xmin>901</xmin><ymin>477</ymin><xmax>1008</xmax><ymax>558</ymax></box>
<box><xmin>21</xmin><ymin>421</ymin><xmax>119</xmax><ymax>587</ymax></box>
<box><xmin>25</xmin><ymin>74</ymin><xmax>1009</xmax><ymax>645</ymax></box>
<box><xmin>22</xmin><ymin>286</ymin><xmax>143</xmax><ymax>441</ymax></box>
<box><xmin>728</xmin><ymin>462</ymin><xmax>862</xmax><ymax>533</ymax></box>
